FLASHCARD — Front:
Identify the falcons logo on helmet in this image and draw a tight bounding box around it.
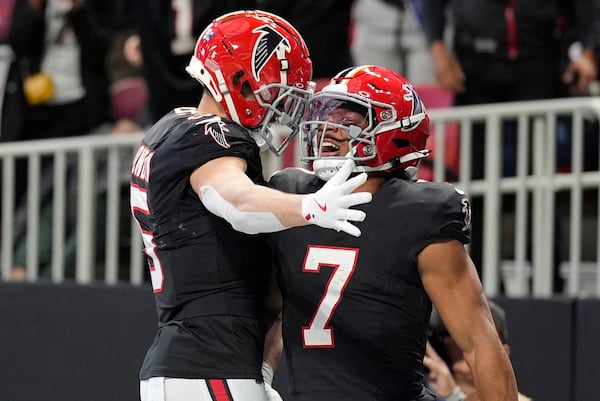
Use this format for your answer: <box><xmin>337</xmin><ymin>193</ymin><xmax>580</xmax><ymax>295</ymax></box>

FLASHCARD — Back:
<box><xmin>252</xmin><ymin>25</ymin><xmax>290</xmax><ymax>81</ymax></box>
<box><xmin>200</xmin><ymin>116</ymin><xmax>230</xmax><ymax>149</ymax></box>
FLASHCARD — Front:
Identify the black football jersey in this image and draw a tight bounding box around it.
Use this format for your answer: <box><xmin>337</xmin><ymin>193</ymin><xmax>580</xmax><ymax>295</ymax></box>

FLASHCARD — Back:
<box><xmin>268</xmin><ymin>168</ymin><xmax>471</xmax><ymax>401</ymax></box>
<box><xmin>131</xmin><ymin>108</ymin><xmax>270</xmax><ymax>380</ymax></box>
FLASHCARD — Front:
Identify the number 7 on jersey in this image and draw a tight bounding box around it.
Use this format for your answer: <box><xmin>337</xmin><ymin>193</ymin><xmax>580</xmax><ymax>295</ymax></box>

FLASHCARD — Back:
<box><xmin>302</xmin><ymin>246</ymin><xmax>359</xmax><ymax>348</ymax></box>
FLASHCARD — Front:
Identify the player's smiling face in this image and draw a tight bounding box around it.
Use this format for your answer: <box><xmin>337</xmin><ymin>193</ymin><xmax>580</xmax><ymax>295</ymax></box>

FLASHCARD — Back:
<box><xmin>315</xmin><ymin>107</ymin><xmax>368</xmax><ymax>157</ymax></box>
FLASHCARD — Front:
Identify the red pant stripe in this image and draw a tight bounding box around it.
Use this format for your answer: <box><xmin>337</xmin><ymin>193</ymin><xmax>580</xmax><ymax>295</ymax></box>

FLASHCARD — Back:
<box><xmin>207</xmin><ymin>379</ymin><xmax>232</xmax><ymax>401</ymax></box>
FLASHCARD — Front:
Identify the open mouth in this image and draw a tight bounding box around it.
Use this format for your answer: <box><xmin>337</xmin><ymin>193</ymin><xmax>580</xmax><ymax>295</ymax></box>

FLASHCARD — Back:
<box><xmin>320</xmin><ymin>139</ymin><xmax>343</xmax><ymax>156</ymax></box>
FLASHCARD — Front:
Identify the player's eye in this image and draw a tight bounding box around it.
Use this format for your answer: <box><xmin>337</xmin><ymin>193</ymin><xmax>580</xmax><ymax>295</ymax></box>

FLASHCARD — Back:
<box><xmin>340</xmin><ymin>117</ymin><xmax>360</xmax><ymax>126</ymax></box>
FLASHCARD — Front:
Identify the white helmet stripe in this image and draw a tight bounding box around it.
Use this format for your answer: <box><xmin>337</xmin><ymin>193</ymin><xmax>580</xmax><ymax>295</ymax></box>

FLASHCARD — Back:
<box><xmin>214</xmin><ymin>68</ymin><xmax>241</xmax><ymax>124</ymax></box>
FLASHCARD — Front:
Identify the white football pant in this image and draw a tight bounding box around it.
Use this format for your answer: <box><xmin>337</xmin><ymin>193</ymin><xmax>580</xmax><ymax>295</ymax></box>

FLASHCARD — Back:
<box><xmin>140</xmin><ymin>377</ymin><xmax>269</xmax><ymax>401</ymax></box>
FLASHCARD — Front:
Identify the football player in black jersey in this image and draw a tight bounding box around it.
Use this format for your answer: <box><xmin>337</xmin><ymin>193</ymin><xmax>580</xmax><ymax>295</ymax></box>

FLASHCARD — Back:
<box><xmin>131</xmin><ymin>11</ymin><xmax>372</xmax><ymax>401</ymax></box>
<box><xmin>267</xmin><ymin>65</ymin><xmax>518</xmax><ymax>401</ymax></box>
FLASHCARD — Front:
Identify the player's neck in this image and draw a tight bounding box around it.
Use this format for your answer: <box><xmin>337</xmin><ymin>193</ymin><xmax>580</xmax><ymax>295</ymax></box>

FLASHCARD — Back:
<box><xmin>355</xmin><ymin>176</ymin><xmax>385</xmax><ymax>194</ymax></box>
<box><xmin>196</xmin><ymin>92</ymin><xmax>228</xmax><ymax>118</ymax></box>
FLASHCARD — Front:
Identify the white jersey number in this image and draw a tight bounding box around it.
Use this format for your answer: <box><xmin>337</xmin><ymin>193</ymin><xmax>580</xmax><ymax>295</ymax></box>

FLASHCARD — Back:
<box><xmin>302</xmin><ymin>246</ymin><xmax>359</xmax><ymax>348</ymax></box>
<box><xmin>131</xmin><ymin>183</ymin><xmax>164</xmax><ymax>292</ymax></box>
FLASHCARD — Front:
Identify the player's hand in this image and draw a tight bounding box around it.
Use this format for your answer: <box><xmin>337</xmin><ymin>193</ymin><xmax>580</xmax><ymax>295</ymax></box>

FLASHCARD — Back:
<box><xmin>301</xmin><ymin>159</ymin><xmax>372</xmax><ymax>237</ymax></box>
<box><xmin>430</xmin><ymin>41</ymin><xmax>465</xmax><ymax>93</ymax></box>
<box><xmin>423</xmin><ymin>341</ymin><xmax>458</xmax><ymax>398</ymax></box>
<box><xmin>563</xmin><ymin>48</ymin><xmax>597</xmax><ymax>94</ymax></box>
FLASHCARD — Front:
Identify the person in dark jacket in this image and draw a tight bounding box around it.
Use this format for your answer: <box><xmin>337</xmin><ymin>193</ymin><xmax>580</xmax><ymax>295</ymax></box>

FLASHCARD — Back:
<box><xmin>421</xmin><ymin>0</ymin><xmax>599</xmax><ymax>279</ymax></box>
<box><xmin>8</xmin><ymin>0</ymin><xmax>119</xmax><ymax>140</ymax></box>
<box><xmin>422</xmin><ymin>0</ymin><xmax>599</xmax><ymax>101</ymax></box>
<box><xmin>264</xmin><ymin>0</ymin><xmax>355</xmax><ymax>82</ymax></box>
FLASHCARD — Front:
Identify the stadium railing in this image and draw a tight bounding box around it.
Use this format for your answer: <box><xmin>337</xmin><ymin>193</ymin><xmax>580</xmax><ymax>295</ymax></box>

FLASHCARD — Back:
<box><xmin>0</xmin><ymin>132</ymin><xmax>144</xmax><ymax>285</ymax></box>
<box><xmin>1</xmin><ymin>97</ymin><xmax>600</xmax><ymax>298</ymax></box>
<box><xmin>426</xmin><ymin>97</ymin><xmax>600</xmax><ymax>298</ymax></box>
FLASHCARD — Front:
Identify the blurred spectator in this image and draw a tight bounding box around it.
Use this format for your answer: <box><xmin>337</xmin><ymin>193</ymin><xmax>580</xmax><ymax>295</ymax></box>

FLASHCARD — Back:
<box><xmin>7</xmin><ymin>0</ymin><xmax>134</xmax><ymax>281</ymax></box>
<box><xmin>264</xmin><ymin>0</ymin><xmax>355</xmax><ymax>86</ymax></box>
<box><xmin>426</xmin><ymin>300</ymin><xmax>532</xmax><ymax>401</ymax></box>
<box><xmin>1</xmin><ymin>0</ymin><xmax>20</xmax><ymax>142</ymax></box>
<box><xmin>105</xmin><ymin>29</ymin><xmax>149</xmax><ymax>130</ymax></box>
<box><xmin>351</xmin><ymin>0</ymin><xmax>435</xmax><ymax>85</ymax></box>
<box><xmin>5</xmin><ymin>0</ymin><xmax>120</xmax><ymax>209</ymax></box>
<box><xmin>421</xmin><ymin>0</ymin><xmax>599</xmax><ymax>176</ymax></box>
<box><xmin>421</xmin><ymin>0</ymin><xmax>599</xmax><ymax>280</ymax></box>
<box><xmin>0</xmin><ymin>0</ymin><xmax>15</xmax><ymax>40</ymax></box>
<box><xmin>129</xmin><ymin>1</ymin><xmax>267</xmax><ymax>124</ymax></box>
<box><xmin>9</xmin><ymin>0</ymin><xmax>117</xmax><ymax>141</ymax></box>
<box><xmin>128</xmin><ymin>0</ymin><xmax>196</xmax><ymax>123</ymax></box>
<box><xmin>0</xmin><ymin>0</ymin><xmax>15</xmax><ymax>116</ymax></box>
<box><xmin>422</xmin><ymin>0</ymin><xmax>598</xmax><ymax>102</ymax></box>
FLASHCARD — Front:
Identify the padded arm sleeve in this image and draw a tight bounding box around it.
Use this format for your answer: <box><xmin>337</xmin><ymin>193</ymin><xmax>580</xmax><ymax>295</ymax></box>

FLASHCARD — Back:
<box><xmin>199</xmin><ymin>185</ymin><xmax>287</xmax><ymax>234</ymax></box>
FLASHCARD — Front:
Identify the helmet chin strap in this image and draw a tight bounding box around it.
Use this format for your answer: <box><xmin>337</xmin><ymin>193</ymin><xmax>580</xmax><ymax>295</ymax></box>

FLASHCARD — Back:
<box><xmin>313</xmin><ymin>149</ymin><xmax>430</xmax><ymax>181</ymax></box>
<box><xmin>398</xmin><ymin>149</ymin><xmax>430</xmax><ymax>164</ymax></box>
<box><xmin>313</xmin><ymin>158</ymin><xmax>346</xmax><ymax>181</ymax></box>
<box><xmin>313</xmin><ymin>151</ymin><xmax>381</xmax><ymax>181</ymax></box>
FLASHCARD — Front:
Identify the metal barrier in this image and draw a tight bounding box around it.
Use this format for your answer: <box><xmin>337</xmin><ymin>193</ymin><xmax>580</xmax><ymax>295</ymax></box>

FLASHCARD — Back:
<box><xmin>0</xmin><ymin>132</ymin><xmax>145</xmax><ymax>285</ymax></box>
<box><xmin>425</xmin><ymin>97</ymin><xmax>600</xmax><ymax>298</ymax></box>
<box><xmin>1</xmin><ymin>97</ymin><xmax>600</xmax><ymax>298</ymax></box>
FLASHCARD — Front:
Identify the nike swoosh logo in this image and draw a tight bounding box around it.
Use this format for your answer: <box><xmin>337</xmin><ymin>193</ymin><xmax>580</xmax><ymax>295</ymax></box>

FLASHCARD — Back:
<box><xmin>315</xmin><ymin>199</ymin><xmax>327</xmax><ymax>212</ymax></box>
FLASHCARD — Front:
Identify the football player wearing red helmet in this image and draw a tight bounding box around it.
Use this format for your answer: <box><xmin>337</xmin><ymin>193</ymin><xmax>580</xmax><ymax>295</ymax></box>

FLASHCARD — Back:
<box><xmin>133</xmin><ymin>11</ymin><xmax>372</xmax><ymax>401</ymax></box>
<box><xmin>186</xmin><ymin>10</ymin><xmax>315</xmax><ymax>156</ymax></box>
<box><xmin>267</xmin><ymin>65</ymin><xmax>518</xmax><ymax>401</ymax></box>
<box><xmin>301</xmin><ymin>64</ymin><xmax>430</xmax><ymax>179</ymax></box>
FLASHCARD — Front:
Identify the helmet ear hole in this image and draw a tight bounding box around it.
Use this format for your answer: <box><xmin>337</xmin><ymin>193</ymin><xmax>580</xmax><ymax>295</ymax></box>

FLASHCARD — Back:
<box><xmin>241</xmin><ymin>81</ymin><xmax>255</xmax><ymax>100</ymax></box>
<box><xmin>392</xmin><ymin>138</ymin><xmax>410</xmax><ymax>148</ymax></box>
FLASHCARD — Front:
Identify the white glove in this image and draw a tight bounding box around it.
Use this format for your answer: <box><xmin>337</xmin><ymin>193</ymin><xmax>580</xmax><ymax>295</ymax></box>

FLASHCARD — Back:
<box><xmin>262</xmin><ymin>361</ymin><xmax>284</xmax><ymax>401</ymax></box>
<box><xmin>265</xmin><ymin>382</ymin><xmax>283</xmax><ymax>401</ymax></box>
<box><xmin>302</xmin><ymin>159</ymin><xmax>372</xmax><ymax>237</ymax></box>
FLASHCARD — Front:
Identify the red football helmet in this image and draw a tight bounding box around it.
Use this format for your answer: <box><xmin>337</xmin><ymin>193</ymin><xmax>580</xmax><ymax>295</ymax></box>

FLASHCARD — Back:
<box><xmin>186</xmin><ymin>10</ymin><xmax>314</xmax><ymax>155</ymax></box>
<box><xmin>301</xmin><ymin>65</ymin><xmax>430</xmax><ymax>179</ymax></box>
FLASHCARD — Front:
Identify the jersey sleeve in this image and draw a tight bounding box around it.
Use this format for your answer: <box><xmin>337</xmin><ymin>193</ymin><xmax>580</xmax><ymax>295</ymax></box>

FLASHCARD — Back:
<box><xmin>141</xmin><ymin>112</ymin><xmax>264</xmax><ymax>215</ymax></box>
<box><xmin>177</xmin><ymin>118</ymin><xmax>260</xmax><ymax>174</ymax></box>
<box><xmin>436</xmin><ymin>185</ymin><xmax>472</xmax><ymax>244</ymax></box>
<box><xmin>412</xmin><ymin>182</ymin><xmax>472</xmax><ymax>251</ymax></box>
<box><xmin>404</xmin><ymin>182</ymin><xmax>472</xmax><ymax>263</ymax></box>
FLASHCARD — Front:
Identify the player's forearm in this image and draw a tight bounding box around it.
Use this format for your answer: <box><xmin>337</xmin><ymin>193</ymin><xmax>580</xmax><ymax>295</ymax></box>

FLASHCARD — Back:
<box><xmin>263</xmin><ymin>317</ymin><xmax>283</xmax><ymax>370</ymax></box>
<box><xmin>234</xmin><ymin>183</ymin><xmax>307</xmax><ymax>226</ymax></box>
<box><xmin>471</xmin><ymin>352</ymin><xmax>518</xmax><ymax>401</ymax></box>
<box><xmin>198</xmin><ymin>179</ymin><xmax>309</xmax><ymax>234</ymax></box>
<box><xmin>208</xmin><ymin>181</ymin><xmax>307</xmax><ymax>226</ymax></box>
<box><xmin>194</xmin><ymin>158</ymin><xmax>369</xmax><ymax>236</ymax></box>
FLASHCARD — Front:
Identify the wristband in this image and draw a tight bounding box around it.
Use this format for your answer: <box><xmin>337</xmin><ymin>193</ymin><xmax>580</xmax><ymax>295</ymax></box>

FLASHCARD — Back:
<box><xmin>262</xmin><ymin>360</ymin><xmax>274</xmax><ymax>386</ymax></box>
